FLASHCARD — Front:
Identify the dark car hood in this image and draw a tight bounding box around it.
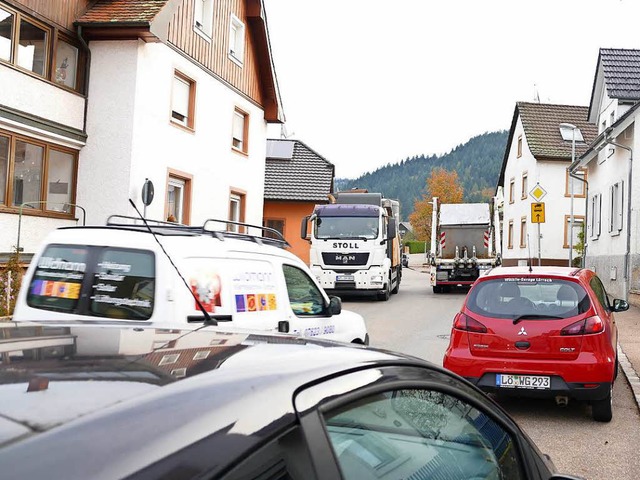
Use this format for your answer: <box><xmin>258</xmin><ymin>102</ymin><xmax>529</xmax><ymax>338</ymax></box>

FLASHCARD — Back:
<box><xmin>0</xmin><ymin>322</ymin><xmax>394</xmax><ymax>448</ymax></box>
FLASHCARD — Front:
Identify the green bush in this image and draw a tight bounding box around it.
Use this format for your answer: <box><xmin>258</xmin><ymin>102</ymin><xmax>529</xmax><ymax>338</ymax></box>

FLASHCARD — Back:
<box><xmin>404</xmin><ymin>241</ymin><xmax>427</xmax><ymax>254</ymax></box>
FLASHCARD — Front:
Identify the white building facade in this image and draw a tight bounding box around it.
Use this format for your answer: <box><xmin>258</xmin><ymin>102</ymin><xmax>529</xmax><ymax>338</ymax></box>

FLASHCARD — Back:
<box><xmin>498</xmin><ymin>102</ymin><xmax>597</xmax><ymax>267</ymax></box>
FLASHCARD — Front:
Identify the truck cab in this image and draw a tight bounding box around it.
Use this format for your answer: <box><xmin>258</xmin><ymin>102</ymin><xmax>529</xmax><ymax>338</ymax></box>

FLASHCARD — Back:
<box><xmin>302</xmin><ymin>193</ymin><xmax>402</xmax><ymax>301</ymax></box>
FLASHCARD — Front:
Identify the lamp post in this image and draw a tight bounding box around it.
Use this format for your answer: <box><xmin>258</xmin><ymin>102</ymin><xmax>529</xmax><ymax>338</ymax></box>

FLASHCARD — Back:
<box><xmin>560</xmin><ymin>123</ymin><xmax>577</xmax><ymax>267</ymax></box>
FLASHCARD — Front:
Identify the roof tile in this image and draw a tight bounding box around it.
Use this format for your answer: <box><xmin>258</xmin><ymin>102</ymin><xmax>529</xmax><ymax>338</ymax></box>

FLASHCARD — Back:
<box><xmin>517</xmin><ymin>102</ymin><xmax>598</xmax><ymax>160</ymax></box>
<box><xmin>76</xmin><ymin>0</ymin><xmax>168</xmax><ymax>24</ymax></box>
<box><xmin>264</xmin><ymin>139</ymin><xmax>334</xmax><ymax>202</ymax></box>
<box><xmin>600</xmin><ymin>48</ymin><xmax>640</xmax><ymax>100</ymax></box>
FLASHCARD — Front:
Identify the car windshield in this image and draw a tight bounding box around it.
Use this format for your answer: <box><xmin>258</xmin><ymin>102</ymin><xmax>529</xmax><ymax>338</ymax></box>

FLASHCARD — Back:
<box><xmin>466</xmin><ymin>277</ymin><xmax>591</xmax><ymax>320</ymax></box>
<box><xmin>315</xmin><ymin>216</ymin><xmax>379</xmax><ymax>239</ymax></box>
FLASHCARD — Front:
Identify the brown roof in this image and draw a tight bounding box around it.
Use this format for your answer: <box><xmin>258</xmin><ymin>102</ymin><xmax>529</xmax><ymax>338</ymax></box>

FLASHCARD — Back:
<box><xmin>497</xmin><ymin>102</ymin><xmax>599</xmax><ymax>190</ymax></box>
<box><xmin>76</xmin><ymin>0</ymin><xmax>168</xmax><ymax>24</ymax></box>
<box><xmin>517</xmin><ymin>102</ymin><xmax>598</xmax><ymax>159</ymax></box>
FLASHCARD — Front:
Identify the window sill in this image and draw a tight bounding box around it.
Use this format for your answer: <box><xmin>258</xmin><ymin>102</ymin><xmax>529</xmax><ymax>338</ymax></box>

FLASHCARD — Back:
<box><xmin>170</xmin><ymin>120</ymin><xmax>195</xmax><ymax>134</ymax></box>
<box><xmin>231</xmin><ymin>147</ymin><xmax>249</xmax><ymax>157</ymax></box>
<box><xmin>193</xmin><ymin>27</ymin><xmax>212</xmax><ymax>42</ymax></box>
<box><xmin>228</xmin><ymin>54</ymin><xmax>244</xmax><ymax>67</ymax></box>
<box><xmin>564</xmin><ymin>194</ymin><xmax>586</xmax><ymax>198</ymax></box>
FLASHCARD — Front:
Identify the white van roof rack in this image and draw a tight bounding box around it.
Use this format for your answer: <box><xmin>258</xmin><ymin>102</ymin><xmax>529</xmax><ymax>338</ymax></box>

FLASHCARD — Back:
<box><xmin>104</xmin><ymin>215</ymin><xmax>290</xmax><ymax>248</ymax></box>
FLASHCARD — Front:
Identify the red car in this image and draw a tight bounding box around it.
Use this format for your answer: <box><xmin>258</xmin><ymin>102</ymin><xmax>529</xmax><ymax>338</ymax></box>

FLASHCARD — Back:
<box><xmin>443</xmin><ymin>266</ymin><xmax>628</xmax><ymax>422</ymax></box>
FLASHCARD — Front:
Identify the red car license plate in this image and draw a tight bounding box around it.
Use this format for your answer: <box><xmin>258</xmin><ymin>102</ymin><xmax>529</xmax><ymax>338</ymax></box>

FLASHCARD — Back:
<box><xmin>497</xmin><ymin>374</ymin><xmax>550</xmax><ymax>389</ymax></box>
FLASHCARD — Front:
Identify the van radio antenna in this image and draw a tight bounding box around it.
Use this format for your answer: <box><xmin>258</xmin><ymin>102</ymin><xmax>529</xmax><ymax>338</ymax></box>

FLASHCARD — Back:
<box><xmin>128</xmin><ymin>199</ymin><xmax>216</xmax><ymax>325</ymax></box>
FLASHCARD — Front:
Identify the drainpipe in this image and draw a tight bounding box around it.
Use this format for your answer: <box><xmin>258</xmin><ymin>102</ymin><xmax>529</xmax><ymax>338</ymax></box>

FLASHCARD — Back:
<box><xmin>76</xmin><ymin>25</ymin><xmax>91</xmax><ymax>134</ymax></box>
<box><xmin>603</xmin><ymin>138</ymin><xmax>632</xmax><ymax>301</ymax></box>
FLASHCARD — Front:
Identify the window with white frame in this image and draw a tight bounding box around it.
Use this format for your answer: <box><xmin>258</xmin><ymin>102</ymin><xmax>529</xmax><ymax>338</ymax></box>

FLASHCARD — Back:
<box><xmin>566</xmin><ymin>168</ymin><xmax>586</xmax><ymax>197</ymax></box>
<box><xmin>564</xmin><ymin>215</ymin><xmax>584</xmax><ymax>248</ymax></box>
<box><xmin>166</xmin><ymin>170</ymin><xmax>192</xmax><ymax>224</ymax></box>
<box><xmin>521</xmin><ymin>172</ymin><xmax>528</xmax><ymax>200</ymax></box>
<box><xmin>229</xmin><ymin>14</ymin><xmax>245</xmax><ymax>63</ymax></box>
<box><xmin>517</xmin><ymin>135</ymin><xmax>522</xmax><ymax>158</ymax></box>
<box><xmin>589</xmin><ymin>193</ymin><xmax>601</xmax><ymax>240</ymax></box>
<box><xmin>232</xmin><ymin>108</ymin><xmax>248</xmax><ymax>152</ymax></box>
<box><xmin>509</xmin><ymin>178</ymin><xmax>515</xmax><ymax>203</ymax></box>
<box><xmin>609</xmin><ymin>181</ymin><xmax>624</xmax><ymax>234</ymax></box>
<box><xmin>171</xmin><ymin>71</ymin><xmax>196</xmax><ymax>129</ymax></box>
<box><xmin>194</xmin><ymin>0</ymin><xmax>214</xmax><ymax>37</ymax></box>
<box><xmin>228</xmin><ymin>191</ymin><xmax>245</xmax><ymax>232</ymax></box>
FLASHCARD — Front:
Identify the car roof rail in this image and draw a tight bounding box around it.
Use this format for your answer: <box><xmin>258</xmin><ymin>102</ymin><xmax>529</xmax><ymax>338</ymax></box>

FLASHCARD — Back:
<box><xmin>104</xmin><ymin>215</ymin><xmax>290</xmax><ymax>248</ymax></box>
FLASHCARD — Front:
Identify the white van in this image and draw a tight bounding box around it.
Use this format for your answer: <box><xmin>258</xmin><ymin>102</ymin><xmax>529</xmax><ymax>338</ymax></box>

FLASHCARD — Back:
<box><xmin>13</xmin><ymin>217</ymin><xmax>369</xmax><ymax>345</ymax></box>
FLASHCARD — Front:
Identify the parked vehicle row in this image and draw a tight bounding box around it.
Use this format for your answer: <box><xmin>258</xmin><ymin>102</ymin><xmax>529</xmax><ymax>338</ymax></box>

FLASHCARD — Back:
<box><xmin>1</xmin><ymin>219</ymin><xmax>590</xmax><ymax>479</ymax></box>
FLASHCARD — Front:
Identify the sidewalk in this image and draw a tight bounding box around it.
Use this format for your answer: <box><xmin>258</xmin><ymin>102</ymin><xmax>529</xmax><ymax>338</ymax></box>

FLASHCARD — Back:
<box><xmin>407</xmin><ymin>253</ymin><xmax>640</xmax><ymax>409</ymax></box>
<box><xmin>615</xmin><ymin>305</ymin><xmax>640</xmax><ymax>409</ymax></box>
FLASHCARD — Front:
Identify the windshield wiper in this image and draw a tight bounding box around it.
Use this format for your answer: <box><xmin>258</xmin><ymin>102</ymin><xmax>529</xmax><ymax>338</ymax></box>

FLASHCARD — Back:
<box><xmin>513</xmin><ymin>314</ymin><xmax>563</xmax><ymax>325</ymax></box>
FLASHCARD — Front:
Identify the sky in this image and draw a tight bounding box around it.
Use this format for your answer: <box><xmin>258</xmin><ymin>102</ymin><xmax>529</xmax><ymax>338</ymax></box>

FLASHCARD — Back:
<box><xmin>263</xmin><ymin>0</ymin><xmax>640</xmax><ymax>179</ymax></box>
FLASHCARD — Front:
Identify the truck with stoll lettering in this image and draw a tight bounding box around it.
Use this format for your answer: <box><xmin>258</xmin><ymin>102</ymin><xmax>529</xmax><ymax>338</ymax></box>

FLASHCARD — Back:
<box><xmin>301</xmin><ymin>191</ymin><xmax>402</xmax><ymax>301</ymax></box>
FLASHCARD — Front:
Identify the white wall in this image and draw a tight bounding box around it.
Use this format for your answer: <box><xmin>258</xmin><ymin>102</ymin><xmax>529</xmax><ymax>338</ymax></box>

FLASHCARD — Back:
<box><xmin>0</xmin><ymin>65</ymin><xmax>86</xmax><ymax>255</ymax></box>
<box><xmin>0</xmin><ymin>64</ymin><xmax>85</xmax><ymax>131</ymax></box>
<box><xmin>502</xmin><ymin>116</ymin><xmax>585</xmax><ymax>263</ymax></box>
<box><xmin>79</xmin><ymin>40</ymin><xmax>268</xmax><ymax>228</ymax></box>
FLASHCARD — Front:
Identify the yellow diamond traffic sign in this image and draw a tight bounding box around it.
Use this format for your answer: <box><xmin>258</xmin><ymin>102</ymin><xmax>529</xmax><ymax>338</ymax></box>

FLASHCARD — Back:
<box><xmin>529</xmin><ymin>183</ymin><xmax>547</xmax><ymax>202</ymax></box>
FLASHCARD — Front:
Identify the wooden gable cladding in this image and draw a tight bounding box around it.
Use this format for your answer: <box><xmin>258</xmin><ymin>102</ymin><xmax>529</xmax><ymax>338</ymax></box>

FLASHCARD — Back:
<box><xmin>9</xmin><ymin>0</ymin><xmax>91</xmax><ymax>31</ymax></box>
<box><xmin>167</xmin><ymin>0</ymin><xmax>279</xmax><ymax>120</ymax></box>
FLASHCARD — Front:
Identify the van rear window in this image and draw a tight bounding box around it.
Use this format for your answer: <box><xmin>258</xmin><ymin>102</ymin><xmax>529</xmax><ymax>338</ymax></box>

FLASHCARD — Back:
<box><xmin>27</xmin><ymin>245</ymin><xmax>155</xmax><ymax>320</ymax></box>
<box><xmin>27</xmin><ymin>245</ymin><xmax>88</xmax><ymax>312</ymax></box>
<box><xmin>90</xmin><ymin>249</ymin><xmax>155</xmax><ymax>320</ymax></box>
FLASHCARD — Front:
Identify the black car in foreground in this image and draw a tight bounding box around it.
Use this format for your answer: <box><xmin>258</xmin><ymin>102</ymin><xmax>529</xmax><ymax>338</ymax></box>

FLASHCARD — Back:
<box><xmin>0</xmin><ymin>321</ymin><xmax>582</xmax><ymax>480</ymax></box>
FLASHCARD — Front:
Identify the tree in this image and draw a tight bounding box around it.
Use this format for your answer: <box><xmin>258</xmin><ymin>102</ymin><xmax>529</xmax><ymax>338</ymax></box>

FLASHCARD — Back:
<box><xmin>409</xmin><ymin>168</ymin><xmax>464</xmax><ymax>242</ymax></box>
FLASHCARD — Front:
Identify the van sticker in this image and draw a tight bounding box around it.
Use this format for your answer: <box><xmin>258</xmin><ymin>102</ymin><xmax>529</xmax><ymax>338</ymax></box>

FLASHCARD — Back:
<box><xmin>234</xmin><ymin>293</ymin><xmax>278</xmax><ymax>313</ymax></box>
<box><xmin>190</xmin><ymin>273</ymin><xmax>222</xmax><ymax>313</ymax></box>
<box><xmin>30</xmin><ymin>280</ymin><xmax>81</xmax><ymax>299</ymax></box>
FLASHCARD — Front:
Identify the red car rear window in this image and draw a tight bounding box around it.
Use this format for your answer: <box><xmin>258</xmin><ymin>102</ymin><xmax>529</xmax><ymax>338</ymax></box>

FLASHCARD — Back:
<box><xmin>466</xmin><ymin>277</ymin><xmax>590</xmax><ymax>319</ymax></box>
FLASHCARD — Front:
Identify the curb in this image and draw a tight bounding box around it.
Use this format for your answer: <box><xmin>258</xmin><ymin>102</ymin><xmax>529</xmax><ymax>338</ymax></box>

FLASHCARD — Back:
<box><xmin>618</xmin><ymin>344</ymin><xmax>640</xmax><ymax>409</ymax></box>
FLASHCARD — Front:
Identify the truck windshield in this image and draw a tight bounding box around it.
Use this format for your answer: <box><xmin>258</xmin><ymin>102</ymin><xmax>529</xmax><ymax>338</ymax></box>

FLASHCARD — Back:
<box><xmin>315</xmin><ymin>216</ymin><xmax>379</xmax><ymax>240</ymax></box>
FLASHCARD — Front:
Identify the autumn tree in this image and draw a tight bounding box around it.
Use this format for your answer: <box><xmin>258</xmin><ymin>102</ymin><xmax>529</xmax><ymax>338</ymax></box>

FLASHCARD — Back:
<box><xmin>409</xmin><ymin>168</ymin><xmax>464</xmax><ymax>242</ymax></box>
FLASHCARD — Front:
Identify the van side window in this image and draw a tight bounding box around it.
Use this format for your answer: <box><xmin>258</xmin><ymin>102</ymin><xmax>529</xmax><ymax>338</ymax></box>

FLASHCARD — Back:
<box><xmin>90</xmin><ymin>249</ymin><xmax>155</xmax><ymax>320</ymax></box>
<box><xmin>27</xmin><ymin>245</ymin><xmax>89</xmax><ymax>312</ymax></box>
<box><xmin>282</xmin><ymin>265</ymin><xmax>325</xmax><ymax>316</ymax></box>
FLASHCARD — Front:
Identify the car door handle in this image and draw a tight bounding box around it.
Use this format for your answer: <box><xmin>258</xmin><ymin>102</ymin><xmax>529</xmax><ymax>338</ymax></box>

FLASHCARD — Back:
<box><xmin>515</xmin><ymin>341</ymin><xmax>530</xmax><ymax>350</ymax></box>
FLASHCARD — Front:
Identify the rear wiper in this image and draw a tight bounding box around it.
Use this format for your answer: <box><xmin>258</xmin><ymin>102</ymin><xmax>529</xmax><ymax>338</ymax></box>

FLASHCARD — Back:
<box><xmin>513</xmin><ymin>314</ymin><xmax>563</xmax><ymax>325</ymax></box>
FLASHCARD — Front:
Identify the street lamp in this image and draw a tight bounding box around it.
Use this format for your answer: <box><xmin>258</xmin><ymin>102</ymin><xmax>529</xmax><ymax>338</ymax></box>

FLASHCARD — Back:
<box><xmin>560</xmin><ymin>123</ymin><xmax>577</xmax><ymax>267</ymax></box>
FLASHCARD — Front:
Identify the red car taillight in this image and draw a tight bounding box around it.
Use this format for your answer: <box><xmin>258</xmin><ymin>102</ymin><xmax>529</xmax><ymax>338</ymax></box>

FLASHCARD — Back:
<box><xmin>453</xmin><ymin>312</ymin><xmax>487</xmax><ymax>333</ymax></box>
<box><xmin>560</xmin><ymin>316</ymin><xmax>604</xmax><ymax>336</ymax></box>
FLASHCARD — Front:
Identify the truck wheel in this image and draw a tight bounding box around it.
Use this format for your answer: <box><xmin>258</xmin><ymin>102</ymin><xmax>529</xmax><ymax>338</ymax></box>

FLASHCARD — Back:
<box><xmin>391</xmin><ymin>269</ymin><xmax>400</xmax><ymax>294</ymax></box>
<box><xmin>378</xmin><ymin>281</ymin><xmax>390</xmax><ymax>301</ymax></box>
<box><xmin>432</xmin><ymin>286</ymin><xmax>442</xmax><ymax>294</ymax></box>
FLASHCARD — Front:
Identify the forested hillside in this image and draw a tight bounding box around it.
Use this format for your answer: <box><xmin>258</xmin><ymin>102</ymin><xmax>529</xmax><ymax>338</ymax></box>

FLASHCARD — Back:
<box><xmin>336</xmin><ymin>130</ymin><xmax>508</xmax><ymax>219</ymax></box>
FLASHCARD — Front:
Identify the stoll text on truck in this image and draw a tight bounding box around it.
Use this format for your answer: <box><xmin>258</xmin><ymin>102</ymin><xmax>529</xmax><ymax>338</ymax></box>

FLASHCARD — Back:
<box><xmin>301</xmin><ymin>192</ymin><xmax>402</xmax><ymax>301</ymax></box>
<box><xmin>429</xmin><ymin>196</ymin><xmax>502</xmax><ymax>293</ymax></box>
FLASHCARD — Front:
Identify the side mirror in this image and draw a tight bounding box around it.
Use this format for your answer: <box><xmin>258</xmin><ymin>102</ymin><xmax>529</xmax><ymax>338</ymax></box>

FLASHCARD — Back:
<box><xmin>387</xmin><ymin>217</ymin><xmax>397</xmax><ymax>238</ymax></box>
<box><xmin>300</xmin><ymin>216</ymin><xmax>310</xmax><ymax>239</ymax></box>
<box><xmin>611</xmin><ymin>298</ymin><xmax>629</xmax><ymax>312</ymax></box>
<box><xmin>328</xmin><ymin>296</ymin><xmax>342</xmax><ymax>315</ymax></box>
